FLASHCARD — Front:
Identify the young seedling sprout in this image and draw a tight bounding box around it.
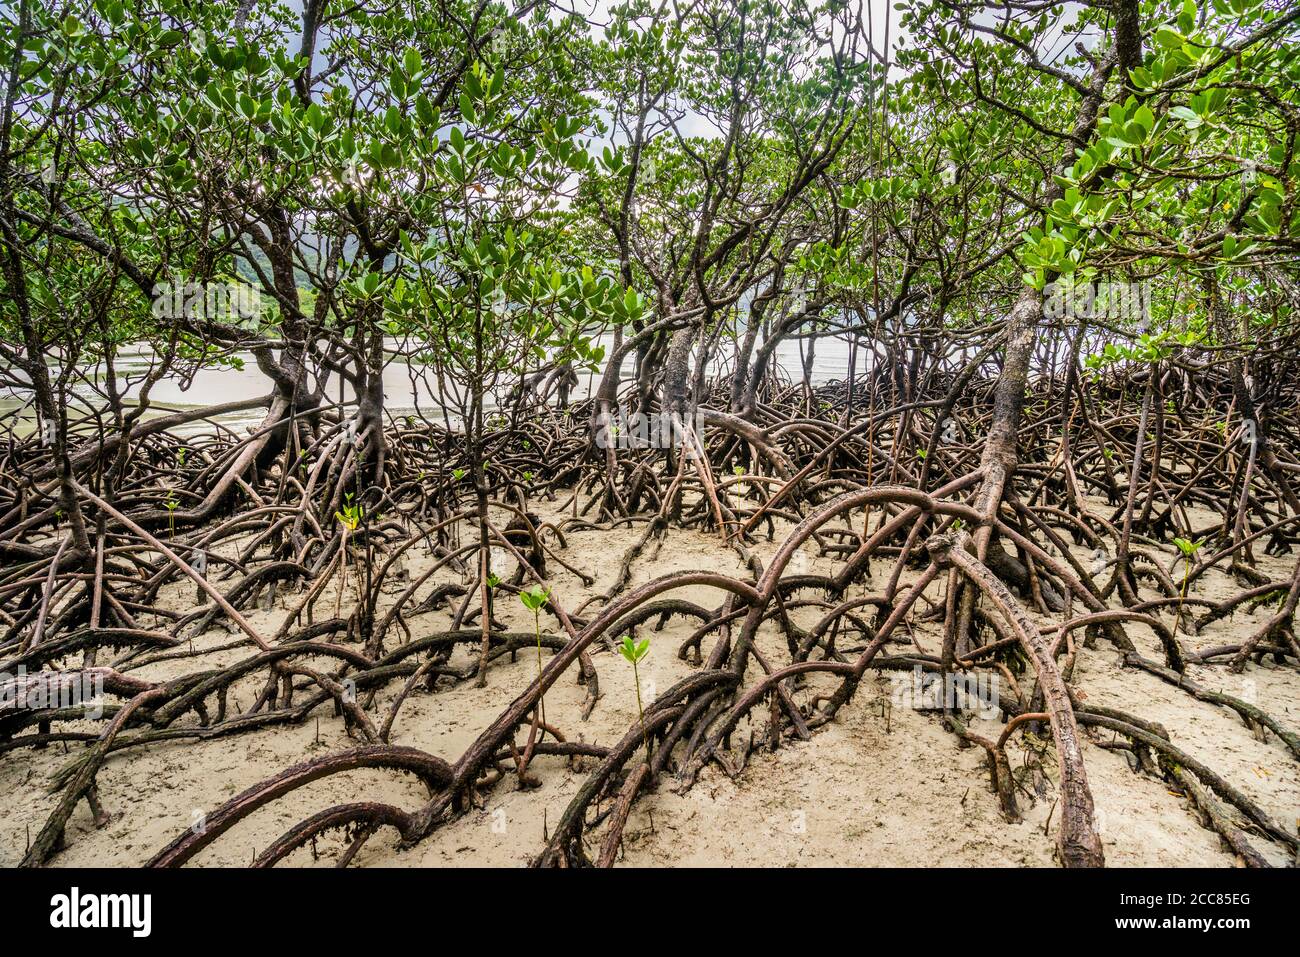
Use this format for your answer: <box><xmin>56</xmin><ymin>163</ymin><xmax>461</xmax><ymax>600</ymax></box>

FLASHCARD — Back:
<box><xmin>334</xmin><ymin>497</ymin><xmax>363</xmax><ymax>617</ymax></box>
<box><xmin>519</xmin><ymin>583</ymin><xmax>551</xmax><ymax>727</ymax></box>
<box><xmin>165</xmin><ymin>490</ymin><xmax>178</xmax><ymax>539</ymax></box>
<box><xmin>1172</xmin><ymin>535</ymin><xmax>1206</xmax><ymax>631</ymax></box>
<box><xmin>619</xmin><ymin>634</ymin><xmax>652</xmax><ymax>764</ymax></box>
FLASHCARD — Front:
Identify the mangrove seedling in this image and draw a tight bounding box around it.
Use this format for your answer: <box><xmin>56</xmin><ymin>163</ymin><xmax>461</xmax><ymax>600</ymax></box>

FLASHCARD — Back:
<box><xmin>619</xmin><ymin>634</ymin><xmax>652</xmax><ymax>764</ymax></box>
<box><xmin>1172</xmin><ymin>535</ymin><xmax>1206</xmax><ymax>631</ymax></box>
<box><xmin>520</xmin><ymin>583</ymin><xmax>551</xmax><ymax>726</ymax></box>
<box><xmin>334</xmin><ymin>501</ymin><xmax>363</xmax><ymax>617</ymax></box>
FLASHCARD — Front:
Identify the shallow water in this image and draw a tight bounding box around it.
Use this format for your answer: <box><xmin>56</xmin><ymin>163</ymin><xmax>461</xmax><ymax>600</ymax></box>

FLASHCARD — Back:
<box><xmin>0</xmin><ymin>334</ymin><xmax>867</xmax><ymax>437</ymax></box>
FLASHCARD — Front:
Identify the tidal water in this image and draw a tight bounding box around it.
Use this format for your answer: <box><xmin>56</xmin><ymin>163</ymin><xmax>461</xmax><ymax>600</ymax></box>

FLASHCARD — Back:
<box><xmin>0</xmin><ymin>333</ymin><xmax>868</xmax><ymax>438</ymax></box>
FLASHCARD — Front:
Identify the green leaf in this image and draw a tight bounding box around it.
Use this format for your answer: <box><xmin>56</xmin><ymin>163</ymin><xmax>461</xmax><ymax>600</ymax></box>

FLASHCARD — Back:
<box><xmin>403</xmin><ymin>48</ymin><xmax>423</xmax><ymax>78</ymax></box>
<box><xmin>1155</xmin><ymin>26</ymin><xmax>1184</xmax><ymax>49</ymax></box>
